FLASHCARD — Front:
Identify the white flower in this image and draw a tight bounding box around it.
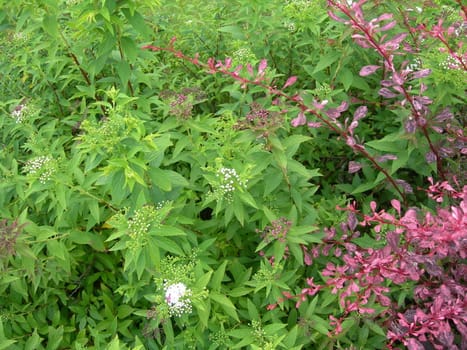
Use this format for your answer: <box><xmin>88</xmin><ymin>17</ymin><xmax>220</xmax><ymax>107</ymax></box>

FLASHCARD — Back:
<box><xmin>164</xmin><ymin>282</ymin><xmax>192</xmax><ymax>316</ymax></box>
<box><xmin>11</xmin><ymin>104</ymin><xmax>27</xmax><ymax>123</ymax></box>
<box><xmin>24</xmin><ymin>156</ymin><xmax>55</xmax><ymax>183</ymax></box>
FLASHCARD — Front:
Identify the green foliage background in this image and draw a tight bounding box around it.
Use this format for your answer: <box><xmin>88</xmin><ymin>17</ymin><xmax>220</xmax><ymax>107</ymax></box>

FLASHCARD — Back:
<box><xmin>0</xmin><ymin>0</ymin><xmax>465</xmax><ymax>349</ymax></box>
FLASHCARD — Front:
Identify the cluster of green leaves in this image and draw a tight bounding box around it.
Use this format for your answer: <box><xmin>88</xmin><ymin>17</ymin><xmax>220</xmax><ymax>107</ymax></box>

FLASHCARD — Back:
<box><xmin>0</xmin><ymin>0</ymin><xmax>465</xmax><ymax>349</ymax></box>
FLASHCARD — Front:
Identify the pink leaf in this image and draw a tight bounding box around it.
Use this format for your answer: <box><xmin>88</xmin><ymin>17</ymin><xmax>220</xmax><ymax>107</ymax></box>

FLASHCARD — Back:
<box><xmin>380</xmin><ymin>21</ymin><xmax>397</xmax><ymax>32</ymax></box>
<box><xmin>353</xmin><ymin>106</ymin><xmax>368</xmax><ymax>121</ymax></box>
<box><xmin>376</xmin><ymin>154</ymin><xmax>397</xmax><ymax>162</ymax></box>
<box><xmin>383</xmin><ymin>33</ymin><xmax>408</xmax><ymax>50</ymax></box>
<box><xmin>291</xmin><ymin>111</ymin><xmax>306</xmax><ymax>127</ymax></box>
<box><xmin>307</xmin><ymin>121</ymin><xmax>322</xmax><ymax>128</ymax></box>
<box><xmin>391</xmin><ymin>199</ymin><xmax>401</xmax><ymax>215</ymax></box>
<box><xmin>283</xmin><ymin>76</ymin><xmax>297</xmax><ymax>89</ymax></box>
<box><xmin>392</xmin><ymin>72</ymin><xmax>405</xmax><ymax>85</ymax></box>
<box><xmin>328</xmin><ymin>10</ymin><xmax>347</xmax><ymax>23</ymax></box>
<box><xmin>376</xmin><ymin>13</ymin><xmax>394</xmax><ymax>22</ymax></box>
<box><xmin>379</xmin><ymin>87</ymin><xmax>397</xmax><ymax>98</ymax></box>
<box><xmin>258</xmin><ymin>59</ymin><xmax>268</xmax><ymax>74</ymax></box>
<box><xmin>313</xmin><ymin>99</ymin><xmax>328</xmax><ymax>109</ymax></box>
<box><xmin>411</xmin><ymin>68</ymin><xmax>432</xmax><ymax>79</ymax></box>
<box><xmin>247</xmin><ymin>63</ymin><xmax>254</xmax><ymax>76</ymax></box>
<box><xmin>336</xmin><ymin>100</ymin><xmax>349</xmax><ymax>112</ymax></box>
<box><xmin>348</xmin><ymin>161</ymin><xmax>362</xmax><ymax>174</ymax></box>
<box><xmin>359</xmin><ymin>65</ymin><xmax>381</xmax><ymax>76</ymax></box>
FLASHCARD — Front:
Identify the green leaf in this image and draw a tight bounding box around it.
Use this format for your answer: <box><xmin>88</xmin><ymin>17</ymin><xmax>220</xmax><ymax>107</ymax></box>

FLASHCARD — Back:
<box><xmin>305</xmin><ymin>295</ymin><xmax>319</xmax><ymax>317</ymax></box>
<box><xmin>339</xmin><ymin>68</ymin><xmax>354</xmax><ymax>91</ymax></box>
<box><xmin>47</xmin><ymin>240</ymin><xmax>66</xmax><ymax>261</ymax></box>
<box><xmin>311</xmin><ymin>52</ymin><xmax>340</xmax><ymax>74</ymax></box>
<box><xmin>210</xmin><ymin>292</ymin><xmax>239</xmax><ymax>321</ymax></box>
<box><xmin>247</xmin><ymin>298</ymin><xmax>259</xmax><ymax>320</ymax></box>
<box><xmin>218</xmin><ymin>25</ymin><xmax>246</xmax><ymax>39</ymax></box>
<box><xmin>310</xmin><ymin>315</ymin><xmax>329</xmax><ymax>335</ymax></box>
<box><xmin>120</xmin><ymin>36</ymin><xmax>138</xmax><ymax>63</ymax></box>
<box><xmin>25</xmin><ymin>329</ymin><xmax>42</xmax><ymax>350</ymax></box>
<box><xmin>42</xmin><ymin>14</ymin><xmax>59</xmax><ymax>37</ymax></box>
<box><xmin>211</xmin><ymin>260</ymin><xmax>227</xmax><ymax>291</ymax></box>
<box><xmin>282</xmin><ymin>325</ymin><xmax>298</xmax><ymax>347</ymax></box>
<box><xmin>197</xmin><ymin>270</ymin><xmax>213</xmax><ymax>289</ymax></box>
<box><xmin>263</xmin><ymin>171</ymin><xmax>284</xmax><ymax>196</ymax></box>
<box><xmin>148</xmin><ymin>168</ymin><xmax>172</xmax><ymax>191</ymax></box>
<box><xmin>106</xmin><ymin>335</ymin><xmax>120</xmax><ymax>350</ymax></box>
<box><xmin>366</xmin><ymin>134</ymin><xmax>407</xmax><ymax>152</ymax></box>
<box><xmin>0</xmin><ymin>320</ymin><xmax>16</xmax><ymax>349</ymax></box>
<box><xmin>69</xmin><ymin>230</ymin><xmax>106</xmax><ymax>251</ymax></box>
<box><xmin>150</xmin><ymin>225</ymin><xmax>186</xmax><ymax>237</ymax></box>
<box><xmin>353</xmin><ymin>235</ymin><xmax>385</xmax><ymax>249</ymax></box>
<box><xmin>364</xmin><ymin>319</ymin><xmax>386</xmax><ymax>336</ymax></box>
<box><xmin>46</xmin><ymin>326</ymin><xmax>64</xmax><ymax>350</ymax></box>
<box><xmin>233</xmin><ymin>198</ymin><xmax>245</xmax><ymax>226</ymax></box>
<box><xmin>237</xmin><ymin>190</ymin><xmax>258</xmax><ymax>208</ymax></box>
<box><xmin>116</xmin><ymin>60</ymin><xmax>132</xmax><ymax>86</ymax></box>
<box><xmin>284</xmin><ymin>135</ymin><xmax>311</xmax><ymax>157</ymax></box>
<box><xmin>152</xmin><ymin>236</ymin><xmax>184</xmax><ymax>255</ymax></box>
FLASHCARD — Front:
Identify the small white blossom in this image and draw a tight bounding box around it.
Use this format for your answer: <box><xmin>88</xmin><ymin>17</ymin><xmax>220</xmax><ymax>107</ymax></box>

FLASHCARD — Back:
<box><xmin>439</xmin><ymin>55</ymin><xmax>464</xmax><ymax>70</ymax></box>
<box><xmin>164</xmin><ymin>282</ymin><xmax>192</xmax><ymax>316</ymax></box>
<box><xmin>216</xmin><ymin>167</ymin><xmax>247</xmax><ymax>199</ymax></box>
<box><xmin>407</xmin><ymin>57</ymin><xmax>423</xmax><ymax>72</ymax></box>
<box><xmin>11</xmin><ymin>104</ymin><xmax>28</xmax><ymax>123</ymax></box>
<box><xmin>24</xmin><ymin>156</ymin><xmax>55</xmax><ymax>184</ymax></box>
<box><xmin>284</xmin><ymin>21</ymin><xmax>296</xmax><ymax>32</ymax></box>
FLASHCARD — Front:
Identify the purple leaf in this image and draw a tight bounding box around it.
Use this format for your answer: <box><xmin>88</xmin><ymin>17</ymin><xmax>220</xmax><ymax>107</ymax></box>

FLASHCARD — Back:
<box><xmin>353</xmin><ymin>106</ymin><xmax>368</xmax><ymax>121</ymax></box>
<box><xmin>291</xmin><ymin>111</ymin><xmax>306</xmax><ymax>127</ymax></box>
<box><xmin>246</xmin><ymin>63</ymin><xmax>254</xmax><ymax>76</ymax></box>
<box><xmin>378</xmin><ymin>88</ymin><xmax>397</xmax><ymax>98</ymax></box>
<box><xmin>404</xmin><ymin>118</ymin><xmax>417</xmax><ymax>133</ymax></box>
<box><xmin>376</xmin><ymin>13</ymin><xmax>394</xmax><ymax>22</ymax></box>
<box><xmin>346</xmin><ymin>136</ymin><xmax>357</xmax><ymax>147</ymax></box>
<box><xmin>325</xmin><ymin>108</ymin><xmax>340</xmax><ymax>119</ymax></box>
<box><xmin>328</xmin><ymin>10</ymin><xmax>347</xmax><ymax>23</ymax></box>
<box><xmin>392</xmin><ymin>72</ymin><xmax>405</xmax><ymax>85</ymax></box>
<box><xmin>313</xmin><ymin>99</ymin><xmax>328</xmax><ymax>109</ymax></box>
<box><xmin>348</xmin><ymin>161</ymin><xmax>362</xmax><ymax>174</ymax></box>
<box><xmin>391</xmin><ymin>199</ymin><xmax>401</xmax><ymax>215</ymax></box>
<box><xmin>383</xmin><ymin>33</ymin><xmax>408</xmax><ymax>50</ymax></box>
<box><xmin>395</xmin><ymin>179</ymin><xmax>413</xmax><ymax>193</ymax></box>
<box><xmin>359</xmin><ymin>65</ymin><xmax>381</xmax><ymax>76</ymax></box>
<box><xmin>425</xmin><ymin>151</ymin><xmax>437</xmax><ymax>163</ymax></box>
<box><xmin>348</xmin><ymin>120</ymin><xmax>359</xmax><ymax>135</ymax></box>
<box><xmin>307</xmin><ymin>121</ymin><xmax>322</xmax><ymax>128</ymax></box>
<box><xmin>347</xmin><ymin>212</ymin><xmax>358</xmax><ymax>231</ymax></box>
<box><xmin>411</xmin><ymin>68</ymin><xmax>432</xmax><ymax>79</ymax></box>
<box><xmin>336</xmin><ymin>100</ymin><xmax>349</xmax><ymax>112</ymax></box>
<box><xmin>380</xmin><ymin>21</ymin><xmax>397</xmax><ymax>32</ymax></box>
<box><xmin>377</xmin><ymin>154</ymin><xmax>397</xmax><ymax>162</ymax></box>
<box><xmin>283</xmin><ymin>76</ymin><xmax>297</xmax><ymax>89</ymax></box>
<box><xmin>380</xmin><ymin>79</ymin><xmax>394</xmax><ymax>87</ymax></box>
<box><xmin>434</xmin><ymin>108</ymin><xmax>453</xmax><ymax>122</ymax></box>
<box><xmin>258</xmin><ymin>59</ymin><xmax>267</xmax><ymax>74</ymax></box>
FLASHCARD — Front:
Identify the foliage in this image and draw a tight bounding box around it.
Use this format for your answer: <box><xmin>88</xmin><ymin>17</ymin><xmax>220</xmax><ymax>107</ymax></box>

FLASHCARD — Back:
<box><xmin>0</xmin><ymin>0</ymin><xmax>465</xmax><ymax>349</ymax></box>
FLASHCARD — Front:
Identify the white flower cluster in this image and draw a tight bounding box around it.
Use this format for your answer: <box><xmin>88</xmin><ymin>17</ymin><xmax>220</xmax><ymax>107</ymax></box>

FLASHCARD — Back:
<box><xmin>164</xmin><ymin>282</ymin><xmax>192</xmax><ymax>317</ymax></box>
<box><xmin>216</xmin><ymin>167</ymin><xmax>247</xmax><ymax>201</ymax></box>
<box><xmin>285</xmin><ymin>0</ymin><xmax>313</xmax><ymax>8</ymax></box>
<box><xmin>284</xmin><ymin>21</ymin><xmax>296</xmax><ymax>32</ymax></box>
<box><xmin>11</xmin><ymin>104</ymin><xmax>28</xmax><ymax>123</ymax></box>
<box><xmin>24</xmin><ymin>156</ymin><xmax>55</xmax><ymax>184</ymax></box>
<box><xmin>232</xmin><ymin>46</ymin><xmax>256</xmax><ymax>65</ymax></box>
<box><xmin>407</xmin><ymin>57</ymin><xmax>423</xmax><ymax>71</ymax></box>
<box><xmin>439</xmin><ymin>54</ymin><xmax>465</xmax><ymax>70</ymax></box>
<box><xmin>127</xmin><ymin>206</ymin><xmax>158</xmax><ymax>242</ymax></box>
